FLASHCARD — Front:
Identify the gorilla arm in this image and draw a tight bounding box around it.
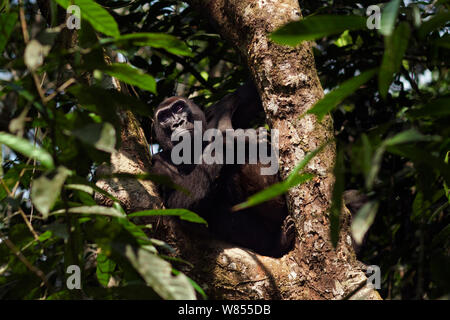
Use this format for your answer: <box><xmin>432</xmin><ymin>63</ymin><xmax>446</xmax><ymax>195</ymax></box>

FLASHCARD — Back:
<box><xmin>151</xmin><ymin>151</ymin><xmax>224</xmax><ymax>211</ymax></box>
<box><xmin>205</xmin><ymin>80</ymin><xmax>263</xmax><ymax>131</ymax></box>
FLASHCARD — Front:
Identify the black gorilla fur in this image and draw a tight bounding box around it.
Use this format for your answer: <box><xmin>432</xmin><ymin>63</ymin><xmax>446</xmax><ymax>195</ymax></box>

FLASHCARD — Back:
<box><xmin>151</xmin><ymin>82</ymin><xmax>295</xmax><ymax>257</ymax></box>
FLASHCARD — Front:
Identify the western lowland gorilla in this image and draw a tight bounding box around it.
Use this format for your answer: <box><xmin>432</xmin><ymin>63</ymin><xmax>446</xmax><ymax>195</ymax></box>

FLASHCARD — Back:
<box><xmin>151</xmin><ymin>82</ymin><xmax>295</xmax><ymax>257</ymax></box>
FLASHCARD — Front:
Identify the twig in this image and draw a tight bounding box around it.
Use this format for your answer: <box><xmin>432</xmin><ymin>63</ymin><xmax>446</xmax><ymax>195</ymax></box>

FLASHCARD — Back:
<box><xmin>0</xmin><ymin>178</ymin><xmax>39</xmax><ymax>241</ymax></box>
<box><xmin>18</xmin><ymin>0</ymin><xmax>29</xmax><ymax>44</ymax></box>
<box><xmin>43</xmin><ymin>78</ymin><xmax>76</xmax><ymax>103</ymax></box>
<box><xmin>401</xmin><ymin>67</ymin><xmax>424</xmax><ymax>99</ymax></box>
<box><xmin>19</xmin><ymin>0</ymin><xmax>47</xmax><ymax>103</ymax></box>
<box><xmin>0</xmin><ymin>230</ymin><xmax>52</xmax><ymax>290</ymax></box>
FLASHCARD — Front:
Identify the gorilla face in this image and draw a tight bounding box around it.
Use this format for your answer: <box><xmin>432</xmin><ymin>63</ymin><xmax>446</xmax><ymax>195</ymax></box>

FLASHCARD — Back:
<box><xmin>154</xmin><ymin>97</ymin><xmax>206</xmax><ymax>150</ymax></box>
<box><xmin>157</xmin><ymin>99</ymin><xmax>194</xmax><ymax>137</ymax></box>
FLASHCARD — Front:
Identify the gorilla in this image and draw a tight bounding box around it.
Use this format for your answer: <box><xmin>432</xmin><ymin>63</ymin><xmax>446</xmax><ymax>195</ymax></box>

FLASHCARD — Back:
<box><xmin>151</xmin><ymin>82</ymin><xmax>295</xmax><ymax>257</ymax></box>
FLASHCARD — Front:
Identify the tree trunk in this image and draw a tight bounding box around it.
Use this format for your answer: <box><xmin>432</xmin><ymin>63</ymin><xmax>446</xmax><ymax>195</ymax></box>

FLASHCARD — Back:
<box><xmin>96</xmin><ymin>0</ymin><xmax>381</xmax><ymax>300</ymax></box>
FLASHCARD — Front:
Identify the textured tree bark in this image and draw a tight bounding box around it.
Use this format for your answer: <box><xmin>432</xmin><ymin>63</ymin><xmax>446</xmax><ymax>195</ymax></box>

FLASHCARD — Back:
<box><xmin>95</xmin><ymin>0</ymin><xmax>382</xmax><ymax>299</ymax></box>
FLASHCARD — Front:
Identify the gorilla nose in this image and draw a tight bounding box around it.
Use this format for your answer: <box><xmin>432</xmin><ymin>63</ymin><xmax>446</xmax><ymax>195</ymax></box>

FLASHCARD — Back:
<box><xmin>173</xmin><ymin>117</ymin><xmax>186</xmax><ymax>129</ymax></box>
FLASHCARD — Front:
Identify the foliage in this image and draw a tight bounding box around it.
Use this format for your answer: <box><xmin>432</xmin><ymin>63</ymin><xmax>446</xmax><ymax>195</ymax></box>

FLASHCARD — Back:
<box><xmin>273</xmin><ymin>0</ymin><xmax>449</xmax><ymax>299</ymax></box>
<box><xmin>0</xmin><ymin>0</ymin><xmax>449</xmax><ymax>300</ymax></box>
<box><xmin>0</xmin><ymin>0</ymin><xmax>208</xmax><ymax>299</ymax></box>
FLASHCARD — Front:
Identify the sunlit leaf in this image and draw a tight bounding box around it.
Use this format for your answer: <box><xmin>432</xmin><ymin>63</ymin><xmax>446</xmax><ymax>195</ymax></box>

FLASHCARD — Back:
<box><xmin>101</xmin><ymin>63</ymin><xmax>157</xmax><ymax>93</ymax></box>
<box><xmin>334</xmin><ymin>30</ymin><xmax>353</xmax><ymax>47</ymax></box>
<box><xmin>232</xmin><ymin>173</ymin><xmax>314</xmax><ymax>211</ymax></box>
<box><xmin>50</xmin><ymin>205</ymin><xmax>126</xmax><ymax>218</ymax></box>
<box><xmin>270</xmin><ymin>15</ymin><xmax>367</xmax><ymax>46</ymax></box>
<box><xmin>24</xmin><ymin>27</ymin><xmax>62</xmax><ymax>71</ymax></box>
<box><xmin>172</xmin><ymin>269</ymin><xmax>207</xmax><ymax>299</ymax></box>
<box><xmin>105</xmin><ymin>33</ymin><xmax>193</xmax><ymax>56</ymax></box>
<box><xmin>379</xmin><ymin>22</ymin><xmax>410</xmax><ymax>98</ymax></box>
<box><xmin>0</xmin><ymin>132</ymin><xmax>54</xmax><ymax>169</ymax></box>
<box><xmin>72</xmin><ymin>122</ymin><xmax>116</xmax><ymax>153</ymax></box>
<box><xmin>96</xmin><ymin>252</ymin><xmax>116</xmax><ymax>287</ymax></box>
<box><xmin>31</xmin><ymin>166</ymin><xmax>72</xmax><ymax>219</ymax></box>
<box><xmin>384</xmin><ymin>129</ymin><xmax>441</xmax><ymax>146</ymax></box>
<box><xmin>115</xmin><ymin>243</ymin><xmax>196</xmax><ymax>300</ymax></box>
<box><xmin>128</xmin><ymin>209</ymin><xmax>207</xmax><ymax>225</ymax></box>
<box><xmin>307</xmin><ymin>68</ymin><xmax>378</xmax><ymax>121</ymax></box>
<box><xmin>380</xmin><ymin>0</ymin><xmax>401</xmax><ymax>36</ymax></box>
<box><xmin>351</xmin><ymin>201</ymin><xmax>379</xmax><ymax>245</ymax></box>
<box><xmin>54</xmin><ymin>0</ymin><xmax>119</xmax><ymax>37</ymax></box>
<box><xmin>65</xmin><ymin>178</ymin><xmax>120</xmax><ymax>202</ymax></box>
<box><xmin>233</xmin><ymin>143</ymin><xmax>327</xmax><ymax>211</ymax></box>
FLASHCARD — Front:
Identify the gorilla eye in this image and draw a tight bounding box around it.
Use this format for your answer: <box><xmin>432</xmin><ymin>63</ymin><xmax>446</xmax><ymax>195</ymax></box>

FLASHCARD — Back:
<box><xmin>171</xmin><ymin>101</ymin><xmax>185</xmax><ymax>113</ymax></box>
<box><xmin>157</xmin><ymin>110</ymin><xmax>171</xmax><ymax>123</ymax></box>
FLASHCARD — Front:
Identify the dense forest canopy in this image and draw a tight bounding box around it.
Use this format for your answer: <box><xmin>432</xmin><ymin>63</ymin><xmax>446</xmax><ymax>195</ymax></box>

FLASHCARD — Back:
<box><xmin>0</xmin><ymin>0</ymin><xmax>449</xmax><ymax>300</ymax></box>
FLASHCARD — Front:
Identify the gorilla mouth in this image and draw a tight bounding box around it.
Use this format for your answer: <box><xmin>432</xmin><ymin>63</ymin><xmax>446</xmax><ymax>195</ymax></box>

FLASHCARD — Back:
<box><xmin>173</xmin><ymin>128</ymin><xmax>193</xmax><ymax>139</ymax></box>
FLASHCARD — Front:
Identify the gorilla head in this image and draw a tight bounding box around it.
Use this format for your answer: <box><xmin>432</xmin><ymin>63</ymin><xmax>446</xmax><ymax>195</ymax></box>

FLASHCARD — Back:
<box><xmin>154</xmin><ymin>97</ymin><xmax>206</xmax><ymax>151</ymax></box>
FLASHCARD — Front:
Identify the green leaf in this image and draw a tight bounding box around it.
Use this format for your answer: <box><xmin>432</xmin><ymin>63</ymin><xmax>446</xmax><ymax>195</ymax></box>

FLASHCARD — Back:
<box><xmin>270</xmin><ymin>15</ymin><xmax>367</xmax><ymax>46</ymax></box>
<box><xmin>24</xmin><ymin>27</ymin><xmax>62</xmax><ymax>71</ymax></box>
<box><xmin>68</xmin><ymin>85</ymin><xmax>152</xmax><ymax>117</ymax></box>
<box><xmin>418</xmin><ymin>11</ymin><xmax>450</xmax><ymax>39</ymax></box>
<box><xmin>54</xmin><ymin>0</ymin><xmax>119</xmax><ymax>37</ymax></box>
<box><xmin>49</xmin><ymin>205</ymin><xmax>126</xmax><ymax>218</ymax></box>
<box><xmin>379</xmin><ymin>22</ymin><xmax>410</xmax><ymax>98</ymax></box>
<box><xmin>105</xmin><ymin>33</ymin><xmax>193</xmax><ymax>56</ymax></box>
<box><xmin>445</xmin><ymin>152</ymin><xmax>450</xmax><ymax>203</ymax></box>
<box><xmin>65</xmin><ymin>178</ymin><xmax>120</xmax><ymax>202</ymax></box>
<box><xmin>334</xmin><ymin>30</ymin><xmax>353</xmax><ymax>47</ymax></box>
<box><xmin>31</xmin><ymin>166</ymin><xmax>72</xmax><ymax>219</ymax></box>
<box><xmin>408</xmin><ymin>97</ymin><xmax>450</xmax><ymax>118</ymax></box>
<box><xmin>72</xmin><ymin>122</ymin><xmax>116</xmax><ymax>153</ymax></box>
<box><xmin>366</xmin><ymin>129</ymin><xmax>441</xmax><ymax>190</ymax></box>
<box><xmin>288</xmin><ymin>141</ymin><xmax>329</xmax><ymax>179</ymax></box>
<box><xmin>38</xmin><ymin>230</ymin><xmax>53</xmax><ymax>242</ymax></box>
<box><xmin>96</xmin><ymin>252</ymin><xmax>116</xmax><ymax>287</ymax></box>
<box><xmin>115</xmin><ymin>243</ymin><xmax>196</xmax><ymax>300</ymax></box>
<box><xmin>330</xmin><ymin>148</ymin><xmax>344</xmax><ymax>248</ymax></box>
<box><xmin>233</xmin><ymin>173</ymin><xmax>314</xmax><ymax>211</ymax></box>
<box><xmin>434</xmin><ymin>34</ymin><xmax>450</xmax><ymax>49</ymax></box>
<box><xmin>172</xmin><ymin>269</ymin><xmax>207</xmax><ymax>299</ymax></box>
<box><xmin>128</xmin><ymin>209</ymin><xmax>207</xmax><ymax>225</ymax></box>
<box><xmin>385</xmin><ymin>145</ymin><xmax>450</xmax><ymax>185</ymax></box>
<box><xmin>0</xmin><ymin>12</ymin><xmax>18</xmax><ymax>52</ymax></box>
<box><xmin>65</xmin><ymin>184</ymin><xmax>95</xmax><ymax>195</ymax></box>
<box><xmin>307</xmin><ymin>68</ymin><xmax>378</xmax><ymax>121</ymax></box>
<box><xmin>101</xmin><ymin>63</ymin><xmax>157</xmax><ymax>93</ymax></box>
<box><xmin>380</xmin><ymin>0</ymin><xmax>401</xmax><ymax>36</ymax></box>
<box><xmin>0</xmin><ymin>132</ymin><xmax>54</xmax><ymax>169</ymax></box>
<box><xmin>361</xmin><ymin>134</ymin><xmax>373</xmax><ymax>178</ymax></box>
<box><xmin>384</xmin><ymin>129</ymin><xmax>441</xmax><ymax>146</ymax></box>
<box><xmin>233</xmin><ymin>143</ymin><xmax>327</xmax><ymax>211</ymax></box>
<box><xmin>351</xmin><ymin>200</ymin><xmax>379</xmax><ymax>245</ymax></box>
